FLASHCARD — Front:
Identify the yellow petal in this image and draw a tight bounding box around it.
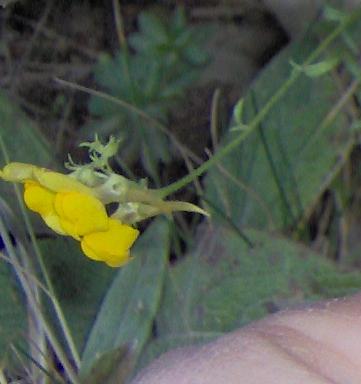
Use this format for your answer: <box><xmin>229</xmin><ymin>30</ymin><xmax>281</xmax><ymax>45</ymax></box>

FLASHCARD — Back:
<box><xmin>105</xmin><ymin>251</ymin><xmax>131</xmax><ymax>267</ymax></box>
<box><xmin>23</xmin><ymin>182</ymin><xmax>66</xmax><ymax>235</ymax></box>
<box><xmin>42</xmin><ymin>214</ymin><xmax>67</xmax><ymax>236</ymax></box>
<box><xmin>81</xmin><ymin>219</ymin><xmax>139</xmax><ymax>267</ymax></box>
<box><xmin>24</xmin><ymin>182</ymin><xmax>54</xmax><ymax>215</ymax></box>
<box><xmin>54</xmin><ymin>191</ymin><xmax>108</xmax><ymax>239</ymax></box>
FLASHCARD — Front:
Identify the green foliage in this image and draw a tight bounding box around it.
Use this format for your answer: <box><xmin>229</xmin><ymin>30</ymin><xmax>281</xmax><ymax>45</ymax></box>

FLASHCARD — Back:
<box><xmin>0</xmin><ymin>92</ymin><xmax>54</xmax><ymax>367</ymax></box>
<box><xmin>39</xmin><ymin>238</ymin><xmax>115</xmax><ymax>351</ymax></box>
<box><xmin>134</xmin><ymin>8</ymin><xmax>361</xmax><ymax>375</ymax></box>
<box><xmin>137</xmin><ymin>224</ymin><xmax>361</xmax><ymax>370</ymax></box>
<box><xmin>0</xmin><ymin>91</ymin><xmax>55</xmax><ymax>226</ymax></box>
<box><xmin>290</xmin><ymin>57</ymin><xmax>340</xmax><ymax>77</ymax></box>
<box><xmin>0</xmin><ymin>255</ymin><xmax>27</xmax><ymax>368</ymax></box>
<box><xmin>87</xmin><ymin>8</ymin><xmax>208</xmax><ymax>180</ymax></box>
<box><xmin>80</xmin><ymin>219</ymin><xmax>170</xmax><ymax>382</ymax></box>
<box><xmin>205</xmin><ymin>27</ymin><xmax>358</xmax><ymax>231</ymax></box>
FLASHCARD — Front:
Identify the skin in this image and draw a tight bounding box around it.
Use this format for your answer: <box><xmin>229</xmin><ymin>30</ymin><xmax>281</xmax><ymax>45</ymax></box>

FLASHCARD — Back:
<box><xmin>132</xmin><ymin>293</ymin><xmax>361</xmax><ymax>383</ymax></box>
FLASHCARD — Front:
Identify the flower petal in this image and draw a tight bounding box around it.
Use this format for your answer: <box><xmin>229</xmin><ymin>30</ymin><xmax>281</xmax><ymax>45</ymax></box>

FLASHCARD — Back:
<box><xmin>54</xmin><ymin>191</ymin><xmax>108</xmax><ymax>239</ymax></box>
<box><xmin>81</xmin><ymin>219</ymin><xmax>139</xmax><ymax>267</ymax></box>
<box><xmin>23</xmin><ymin>182</ymin><xmax>66</xmax><ymax>235</ymax></box>
<box><xmin>33</xmin><ymin>168</ymin><xmax>93</xmax><ymax>195</ymax></box>
<box><xmin>0</xmin><ymin>162</ymin><xmax>95</xmax><ymax>196</ymax></box>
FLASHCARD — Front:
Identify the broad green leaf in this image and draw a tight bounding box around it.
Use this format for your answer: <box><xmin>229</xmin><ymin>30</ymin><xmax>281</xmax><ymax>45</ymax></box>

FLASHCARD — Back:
<box><xmin>0</xmin><ymin>92</ymin><xmax>53</xmax><ymax>166</ymax></box>
<box><xmin>80</xmin><ymin>218</ymin><xmax>170</xmax><ymax>382</ymax></box>
<box><xmin>290</xmin><ymin>57</ymin><xmax>340</xmax><ymax>77</ymax></box>
<box><xmin>0</xmin><ymin>93</ymin><xmax>54</xmax><ymax>368</ymax></box>
<box><xmin>205</xmin><ymin>26</ymin><xmax>357</xmax><ymax>230</ymax></box>
<box><xmin>137</xmin><ymin>223</ymin><xmax>361</xmax><ymax>370</ymax></box>
<box><xmin>39</xmin><ymin>238</ymin><xmax>115</xmax><ymax>351</ymax></box>
<box><xmin>0</xmin><ymin>256</ymin><xmax>27</xmax><ymax>367</ymax></box>
<box><xmin>0</xmin><ymin>199</ymin><xmax>29</xmax><ymax>366</ymax></box>
<box><xmin>0</xmin><ymin>91</ymin><xmax>55</xmax><ymax>229</ymax></box>
<box><xmin>79</xmin><ymin>345</ymin><xmax>135</xmax><ymax>384</ymax></box>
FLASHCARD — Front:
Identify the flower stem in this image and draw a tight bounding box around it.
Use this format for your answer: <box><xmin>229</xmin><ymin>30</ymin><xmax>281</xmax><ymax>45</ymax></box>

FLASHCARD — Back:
<box><xmin>158</xmin><ymin>10</ymin><xmax>361</xmax><ymax>198</ymax></box>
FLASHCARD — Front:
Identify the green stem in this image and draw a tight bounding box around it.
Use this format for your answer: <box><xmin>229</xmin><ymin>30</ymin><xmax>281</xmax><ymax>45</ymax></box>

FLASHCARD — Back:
<box><xmin>0</xmin><ymin>136</ymin><xmax>81</xmax><ymax>368</ymax></box>
<box><xmin>0</xmin><ymin>219</ymin><xmax>79</xmax><ymax>383</ymax></box>
<box><xmin>158</xmin><ymin>11</ymin><xmax>361</xmax><ymax>198</ymax></box>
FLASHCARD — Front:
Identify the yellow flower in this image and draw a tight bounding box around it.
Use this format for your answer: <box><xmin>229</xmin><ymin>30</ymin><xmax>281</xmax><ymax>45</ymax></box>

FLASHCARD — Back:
<box><xmin>0</xmin><ymin>162</ymin><xmax>139</xmax><ymax>267</ymax></box>
<box><xmin>81</xmin><ymin>219</ymin><xmax>139</xmax><ymax>267</ymax></box>
<box><xmin>54</xmin><ymin>191</ymin><xmax>108</xmax><ymax>240</ymax></box>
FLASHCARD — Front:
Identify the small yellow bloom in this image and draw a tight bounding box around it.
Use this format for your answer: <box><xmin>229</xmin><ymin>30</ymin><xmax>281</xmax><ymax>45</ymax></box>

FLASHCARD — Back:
<box><xmin>54</xmin><ymin>191</ymin><xmax>108</xmax><ymax>240</ymax></box>
<box><xmin>0</xmin><ymin>162</ymin><xmax>139</xmax><ymax>267</ymax></box>
<box><xmin>81</xmin><ymin>219</ymin><xmax>139</xmax><ymax>267</ymax></box>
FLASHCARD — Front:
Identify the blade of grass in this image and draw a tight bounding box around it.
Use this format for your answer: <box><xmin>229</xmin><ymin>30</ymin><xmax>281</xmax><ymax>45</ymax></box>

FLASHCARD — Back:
<box><xmin>0</xmin><ymin>134</ymin><xmax>81</xmax><ymax>369</ymax></box>
<box><xmin>0</xmin><ymin>218</ymin><xmax>79</xmax><ymax>383</ymax></box>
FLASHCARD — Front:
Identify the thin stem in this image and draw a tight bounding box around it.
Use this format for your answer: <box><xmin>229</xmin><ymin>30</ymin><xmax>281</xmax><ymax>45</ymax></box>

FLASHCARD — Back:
<box><xmin>0</xmin><ymin>136</ymin><xmax>81</xmax><ymax>368</ymax></box>
<box><xmin>0</xmin><ymin>220</ymin><xmax>79</xmax><ymax>383</ymax></box>
<box><xmin>0</xmin><ymin>369</ymin><xmax>7</xmax><ymax>384</ymax></box>
<box><xmin>157</xmin><ymin>11</ymin><xmax>361</xmax><ymax>198</ymax></box>
<box><xmin>112</xmin><ymin>0</ymin><xmax>127</xmax><ymax>49</ymax></box>
<box><xmin>54</xmin><ymin>78</ymin><xmax>202</xmax><ymax>165</ymax></box>
<box><xmin>0</xmin><ymin>251</ymin><xmax>50</xmax><ymax>295</ymax></box>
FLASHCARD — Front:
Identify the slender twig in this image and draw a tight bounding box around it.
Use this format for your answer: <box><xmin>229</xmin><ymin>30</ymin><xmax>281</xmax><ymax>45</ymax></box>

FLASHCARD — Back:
<box><xmin>157</xmin><ymin>11</ymin><xmax>361</xmax><ymax>198</ymax></box>
<box><xmin>210</xmin><ymin>88</ymin><xmax>221</xmax><ymax>151</ymax></box>
<box><xmin>112</xmin><ymin>0</ymin><xmax>127</xmax><ymax>49</ymax></box>
<box><xmin>54</xmin><ymin>78</ymin><xmax>202</xmax><ymax>166</ymax></box>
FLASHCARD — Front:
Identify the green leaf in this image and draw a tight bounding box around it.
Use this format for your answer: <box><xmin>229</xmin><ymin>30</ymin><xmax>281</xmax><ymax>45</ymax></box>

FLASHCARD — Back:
<box><xmin>0</xmin><ymin>92</ymin><xmax>54</xmax><ymax>368</ymax></box>
<box><xmin>0</xmin><ymin>92</ymin><xmax>53</xmax><ymax>165</ymax></box>
<box><xmin>0</xmin><ymin>257</ymin><xmax>27</xmax><ymax>367</ymax></box>
<box><xmin>323</xmin><ymin>6</ymin><xmax>347</xmax><ymax>22</ymax></box>
<box><xmin>80</xmin><ymin>218</ymin><xmax>170</xmax><ymax>381</ymax></box>
<box><xmin>79</xmin><ymin>345</ymin><xmax>135</xmax><ymax>384</ymax></box>
<box><xmin>290</xmin><ymin>57</ymin><xmax>340</xmax><ymax>77</ymax></box>
<box><xmin>137</xmin><ymin>223</ymin><xmax>361</xmax><ymax>370</ymax></box>
<box><xmin>86</xmin><ymin>8</ymin><xmax>209</xmax><ymax>179</ymax></box>
<box><xmin>0</xmin><ymin>199</ymin><xmax>29</xmax><ymax>366</ymax></box>
<box><xmin>171</xmin><ymin>7</ymin><xmax>187</xmax><ymax>33</ymax></box>
<box><xmin>345</xmin><ymin>55</ymin><xmax>361</xmax><ymax>80</ymax></box>
<box><xmin>137</xmin><ymin>13</ymin><xmax>167</xmax><ymax>45</ymax></box>
<box><xmin>205</xmin><ymin>29</ymin><xmax>356</xmax><ymax>230</ymax></box>
<box><xmin>0</xmin><ymin>91</ymin><xmax>55</xmax><ymax>229</ymax></box>
<box><xmin>233</xmin><ymin>98</ymin><xmax>244</xmax><ymax>124</ymax></box>
<box><xmin>39</xmin><ymin>238</ymin><xmax>115</xmax><ymax>351</ymax></box>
